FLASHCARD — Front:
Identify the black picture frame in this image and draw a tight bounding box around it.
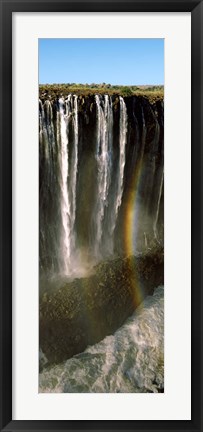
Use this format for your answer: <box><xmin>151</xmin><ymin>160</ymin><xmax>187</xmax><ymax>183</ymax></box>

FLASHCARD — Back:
<box><xmin>0</xmin><ymin>0</ymin><xmax>202</xmax><ymax>431</ymax></box>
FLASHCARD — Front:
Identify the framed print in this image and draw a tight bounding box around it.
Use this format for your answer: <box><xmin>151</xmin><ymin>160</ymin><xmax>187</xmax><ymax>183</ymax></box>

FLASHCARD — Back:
<box><xmin>0</xmin><ymin>0</ymin><xmax>202</xmax><ymax>431</ymax></box>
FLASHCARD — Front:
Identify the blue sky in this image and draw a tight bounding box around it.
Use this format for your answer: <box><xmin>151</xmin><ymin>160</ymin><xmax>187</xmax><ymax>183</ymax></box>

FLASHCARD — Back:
<box><xmin>39</xmin><ymin>39</ymin><xmax>164</xmax><ymax>85</ymax></box>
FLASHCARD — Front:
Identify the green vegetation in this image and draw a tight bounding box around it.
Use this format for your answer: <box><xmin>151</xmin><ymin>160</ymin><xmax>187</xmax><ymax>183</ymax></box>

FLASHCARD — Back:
<box><xmin>39</xmin><ymin>83</ymin><xmax>164</xmax><ymax>103</ymax></box>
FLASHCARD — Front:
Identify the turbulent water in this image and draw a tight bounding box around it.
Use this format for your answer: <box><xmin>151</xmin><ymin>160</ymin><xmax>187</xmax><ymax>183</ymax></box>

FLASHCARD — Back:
<box><xmin>39</xmin><ymin>286</ymin><xmax>164</xmax><ymax>393</ymax></box>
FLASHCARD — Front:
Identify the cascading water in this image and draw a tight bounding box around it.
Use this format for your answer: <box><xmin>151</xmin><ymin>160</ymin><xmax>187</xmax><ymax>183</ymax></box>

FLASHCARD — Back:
<box><xmin>39</xmin><ymin>99</ymin><xmax>45</xmax><ymax>151</ymax></box>
<box><xmin>109</xmin><ymin>96</ymin><xmax>127</xmax><ymax>238</ymax></box>
<box><xmin>39</xmin><ymin>100</ymin><xmax>52</xmax><ymax>162</ymax></box>
<box><xmin>39</xmin><ymin>93</ymin><xmax>164</xmax><ymax>276</ymax></box>
<box><xmin>117</xmin><ymin>96</ymin><xmax>128</xmax><ymax>213</ymax></box>
<box><xmin>93</xmin><ymin>95</ymin><xmax>127</xmax><ymax>257</ymax></box>
<box><xmin>94</xmin><ymin>95</ymin><xmax>113</xmax><ymax>257</ymax></box>
<box><xmin>58</xmin><ymin>96</ymin><xmax>72</xmax><ymax>273</ymax></box>
<box><xmin>69</xmin><ymin>95</ymin><xmax>79</xmax><ymax>251</ymax></box>
<box><xmin>57</xmin><ymin>95</ymin><xmax>79</xmax><ymax>274</ymax></box>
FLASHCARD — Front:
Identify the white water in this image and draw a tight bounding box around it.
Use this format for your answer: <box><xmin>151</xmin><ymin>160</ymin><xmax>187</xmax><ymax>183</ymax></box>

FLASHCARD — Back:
<box><xmin>109</xmin><ymin>96</ymin><xmax>127</xmax><ymax>238</ymax></box>
<box><xmin>94</xmin><ymin>95</ymin><xmax>113</xmax><ymax>256</ymax></box>
<box><xmin>39</xmin><ymin>285</ymin><xmax>164</xmax><ymax>393</ymax></box>
<box><xmin>39</xmin><ymin>100</ymin><xmax>49</xmax><ymax>160</ymax></box>
<box><xmin>70</xmin><ymin>95</ymin><xmax>79</xmax><ymax>250</ymax></box>
<box><xmin>39</xmin><ymin>100</ymin><xmax>44</xmax><ymax>147</ymax></box>
<box><xmin>45</xmin><ymin>100</ymin><xmax>55</xmax><ymax>155</ymax></box>
<box><xmin>93</xmin><ymin>96</ymin><xmax>127</xmax><ymax>257</ymax></box>
<box><xmin>58</xmin><ymin>97</ymin><xmax>71</xmax><ymax>273</ymax></box>
<box><xmin>117</xmin><ymin>96</ymin><xmax>128</xmax><ymax>212</ymax></box>
<box><xmin>39</xmin><ymin>100</ymin><xmax>56</xmax><ymax>184</ymax></box>
<box><xmin>58</xmin><ymin>95</ymin><xmax>79</xmax><ymax>273</ymax></box>
<box><xmin>41</xmin><ymin>94</ymin><xmax>127</xmax><ymax>273</ymax></box>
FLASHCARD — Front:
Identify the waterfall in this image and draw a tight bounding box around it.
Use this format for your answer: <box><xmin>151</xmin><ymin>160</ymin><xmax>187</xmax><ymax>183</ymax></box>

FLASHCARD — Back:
<box><xmin>39</xmin><ymin>99</ymin><xmax>59</xmax><ymax>272</ymax></box>
<box><xmin>94</xmin><ymin>95</ymin><xmax>113</xmax><ymax>257</ymax></box>
<box><xmin>39</xmin><ymin>93</ymin><xmax>164</xmax><ymax>276</ymax></box>
<box><xmin>58</xmin><ymin>96</ymin><xmax>72</xmax><ymax>273</ymax></box>
<box><xmin>70</xmin><ymin>95</ymin><xmax>79</xmax><ymax>249</ymax></box>
<box><xmin>39</xmin><ymin>100</ymin><xmax>44</xmax><ymax>146</ymax></box>
<box><xmin>39</xmin><ymin>99</ymin><xmax>56</xmax><ymax>192</ymax></box>
<box><xmin>109</xmin><ymin>96</ymin><xmax>127</xmax><ymax>242</ymax></box>
<box><xmin>117</xmin><ymin>96</ymin><xmax>128</xmax><ymax>215</ymax></box>
<box><xmin>45</xmin><ymin>100</ymin><xmax>55</xmax><ymax>155</ymax></box>
<box><xmin>57</xmin><ymin>95</ymin><xmax>79</xmax><ymax>273</ymax></box>
<box><xmin>39</xmin><ymin>100</ymin><xmax>49</xmax><ymax>161</ymax></box>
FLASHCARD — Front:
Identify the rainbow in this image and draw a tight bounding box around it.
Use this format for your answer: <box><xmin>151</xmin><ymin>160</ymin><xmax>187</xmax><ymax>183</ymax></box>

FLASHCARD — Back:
<box><xmin>124</xmin><ymin>157</ymin><xmax>146</xmax><ymax>308</ymax></box>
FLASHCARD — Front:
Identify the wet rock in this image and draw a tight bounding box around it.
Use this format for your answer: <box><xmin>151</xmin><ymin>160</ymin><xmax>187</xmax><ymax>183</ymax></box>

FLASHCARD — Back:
<box><xmin>39</xmin><ymin>248</ymin><xmax>164</xmax><ymax>366</ymax></box>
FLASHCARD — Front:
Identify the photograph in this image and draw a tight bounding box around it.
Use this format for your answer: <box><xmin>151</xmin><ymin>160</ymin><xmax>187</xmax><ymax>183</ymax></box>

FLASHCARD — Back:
<box><xmin>1</xmin><ymin>0</ymin><xmax>202</xmax><ymax>428</ymax></box>
<box><xmin>38</xmin><ymin>38</ymin><xmax>164</xmax><ymax>393</ymax></box>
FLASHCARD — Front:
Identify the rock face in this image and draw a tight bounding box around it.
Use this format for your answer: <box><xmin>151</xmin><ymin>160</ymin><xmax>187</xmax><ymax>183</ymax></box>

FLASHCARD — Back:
<box><xmin>39</xmin><ymin>94</ymin><xmax>164</xmax><ymax>275</ymax></box>
<box><xmin>39</xmin><ymin>249</ymin><xmax>164</xmax><ymax>366</ymax></box>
